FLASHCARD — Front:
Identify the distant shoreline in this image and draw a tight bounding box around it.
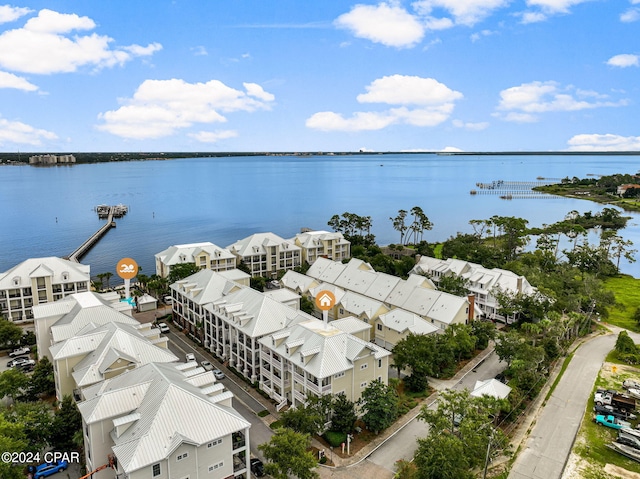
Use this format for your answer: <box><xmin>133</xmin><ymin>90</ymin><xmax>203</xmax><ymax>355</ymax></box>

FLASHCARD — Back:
<box><xmin>1</xmin><ymin>150</ymin><xmax>640</xmax><ymax>165</ymax></box>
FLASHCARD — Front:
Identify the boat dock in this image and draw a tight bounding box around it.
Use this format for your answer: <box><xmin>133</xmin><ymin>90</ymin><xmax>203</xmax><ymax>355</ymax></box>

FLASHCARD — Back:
<box><xmin>68</xmin><ymin>205</ymin><xmax>127</xmax><ymax>262</ymax></box>
<box><xmin>470</xmin><ymin>179</ymin><xmax>560</xmax><ymax>199</ymax></box>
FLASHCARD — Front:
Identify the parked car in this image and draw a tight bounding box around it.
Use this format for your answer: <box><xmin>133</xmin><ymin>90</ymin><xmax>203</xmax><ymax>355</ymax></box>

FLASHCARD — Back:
<box><xmin>201</xmin><ymin>360</ymin><xmax>214</xmax><ymax>371</ymax></box>
<box><xmin>212</xmin><ymin>369</ymin><xmax>225</xmax><ymax>380</ymax></box>
<box><xmin>16</xmin><ymin>361</ymin><xmax>35</xmax><ymax>372</ymax></box>
<box><xmin>595</xmin><ymin>414</ymin><xmax>631</xmax><ymax>430</ymax></box>
<box><xmin>7</xmin><ymin>357</ymin><xmax>35</xmax><ymax>368</ymax></box>
<box><xmin>594</xmin><ymin>404</ymin><xmax>638</xmax><ymax>421</ymax></box>
<box><xmin>8</xmin><ymin>346</ymin><xmax>31</xmax><ymax>357</ymax></box>
<box><xmin>34</xmin><ymin>460</ymin><xmax>68</xmax><ymax>479</ymax></box>
<box><xmin>157</xmin><ymin>322</ymin><xmax>170</xmax><ymax>334</ymax></box>
<box><xmin>250</xmin><ymin>458</ymin><xmax>265</xmax><ymax>477</ymax></box>
<box><xmin>623</xmin><ymin>379</ymin><xmax>640</xmax><ymax>391</ymax></box>
<box><xmin>185</xmin><ymin>353</ymin><xmax>196</xmax><ymax>362</ymax></box>
<box><xmin>618</xmin><ymin>430</ymin><xmax>640</xmax><ymax>450</ymax></box>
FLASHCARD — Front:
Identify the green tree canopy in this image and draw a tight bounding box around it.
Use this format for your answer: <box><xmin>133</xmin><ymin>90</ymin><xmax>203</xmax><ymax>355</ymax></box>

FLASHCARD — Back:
<box><xmin>0</xmin><ymin>319</ymin><xmax>23</xmax><ymax>349</ymax></box>
<box><xmin>258</xmin><ymin>428</ymin><xmax>319</xmax><ymax>479</ymax></box>
<box><xmin>168</xmin><ymin>262</ymin><xmax>201</xmax><ymax>283</ymax></box>
<box><xmin>359</xmin><ymin>379</ymin><xmax>399</xmax><ymax>434</ymax></box>
<box><xmin>49</xmin><ymin>395</ymin><xmax>82</xmax><ymax>451</ymax></box>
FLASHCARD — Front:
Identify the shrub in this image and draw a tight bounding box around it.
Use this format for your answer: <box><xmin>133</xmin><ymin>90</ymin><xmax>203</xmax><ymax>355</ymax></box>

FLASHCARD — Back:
<box><xmin>323</xmin><ymin>431</ymin><xmax>347</xmax><ymax>448</ymax></box>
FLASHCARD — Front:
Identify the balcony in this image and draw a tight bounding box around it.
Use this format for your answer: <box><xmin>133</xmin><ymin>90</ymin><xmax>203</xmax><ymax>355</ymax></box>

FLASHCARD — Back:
<box><xmin>232</xmin><ymin>431</ymin><xmax>246</xmax><ymax>451</ymax></box>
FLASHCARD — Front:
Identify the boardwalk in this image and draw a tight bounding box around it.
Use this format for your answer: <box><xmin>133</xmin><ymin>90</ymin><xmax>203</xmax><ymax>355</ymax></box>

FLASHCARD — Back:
<box><xmin>68</xmin><ymin>206</ymin><xmax>118</xmax><ymax>262</ymax></box>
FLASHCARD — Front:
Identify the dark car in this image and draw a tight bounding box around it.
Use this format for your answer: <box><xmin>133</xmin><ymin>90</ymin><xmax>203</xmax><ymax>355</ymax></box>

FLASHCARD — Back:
<box><xmin>594</xmin><ymin>404</ymin><xmax>637</xmax><ymax>421</ymax></box>
<box><xmin>250</xmin><ymin>458</ymin><xmax>265</xmax><ymax>477</ymax></box>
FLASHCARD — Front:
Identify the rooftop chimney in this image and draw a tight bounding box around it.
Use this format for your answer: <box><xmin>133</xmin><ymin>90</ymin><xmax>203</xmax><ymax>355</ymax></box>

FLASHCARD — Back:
<box><xmin>467</xmin><ymin>294</ymin><xmax>475</xmax><ymax>322</ymax></box>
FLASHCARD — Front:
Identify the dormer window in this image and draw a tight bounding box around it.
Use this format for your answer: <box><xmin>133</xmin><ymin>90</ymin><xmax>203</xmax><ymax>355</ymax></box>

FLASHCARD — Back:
<box><xmin>62</xmin><ymin>272</ymin><xmax>69</xmax><ymax>281</ymax></box>
<box><xmin>12</xmin><ymin>276</ymin><xmax>20</xmax><ymax>286</ymax></box>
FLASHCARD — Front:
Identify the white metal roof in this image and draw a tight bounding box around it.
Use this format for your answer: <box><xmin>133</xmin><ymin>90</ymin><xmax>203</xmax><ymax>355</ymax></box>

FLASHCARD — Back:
<box><xmin>78</xmin><ymin>362</ymin><xmax>250</xmax><ymax>474</ymax></box>
<box><xmin>0</xmin><ymin>256</ymin><xmax>90</xmax><ymax>289</ymax></box>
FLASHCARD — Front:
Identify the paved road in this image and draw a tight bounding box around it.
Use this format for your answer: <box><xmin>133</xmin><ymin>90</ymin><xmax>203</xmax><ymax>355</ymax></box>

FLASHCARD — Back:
<box><xmin>329</xmin><ymin>349</ymin><xmax>507</xmax><ymax>477</ymax></box>
<box><xmin>509</xmin><ymin>333</ymin><xmax>616</xmax><ymax>479</ymax></box>
<box><xmin>163</xmin><ymin>327</ymin><xmax>274</xmax><ymax>460</ymax></box>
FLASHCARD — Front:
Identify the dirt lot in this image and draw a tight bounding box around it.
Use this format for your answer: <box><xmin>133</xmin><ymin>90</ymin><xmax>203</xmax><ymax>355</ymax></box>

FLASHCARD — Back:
<box><xmin>562</xmin><ymin>363</ymin><xmax>640</xmax><ymax>479</ymax></box>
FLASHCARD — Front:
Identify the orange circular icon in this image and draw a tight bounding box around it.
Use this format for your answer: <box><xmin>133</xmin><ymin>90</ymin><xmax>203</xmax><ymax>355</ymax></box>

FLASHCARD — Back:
<box><xmin>315</xmin><ymin>290</ymin><xmax>336</xmax><ymax>311</ymax></box>
<box><xmin>116</xmin><ymin>258</ymin><xmax>138</xmax><ymax>279</ymax></box>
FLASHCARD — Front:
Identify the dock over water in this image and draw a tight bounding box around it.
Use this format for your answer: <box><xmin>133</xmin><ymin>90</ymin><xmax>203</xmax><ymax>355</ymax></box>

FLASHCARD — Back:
<box><xmin>68</xmin><ymin>205</ymin><xmax>127</xmax><ymax>262</ymax></box>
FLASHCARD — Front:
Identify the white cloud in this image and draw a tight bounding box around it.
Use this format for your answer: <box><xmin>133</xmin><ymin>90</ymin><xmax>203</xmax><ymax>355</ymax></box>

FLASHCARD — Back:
<box><xmin>452</xmin><ymin>119</ymin><xmax>490</xmax><ymax>130</ymax></box>
<box><xmin>496</xmin><ymin>81</ymin><xmax>627</xmax><ymax>121</ymax></box>
<box><xmin>413</xmin><ymin>0</ymin><xmax>509</xmax><ymax>27</ymax></box>
<box><xmin>621</xmin><ymin>8</ymin><xmax>640</xmax><ymax>22</ymax></box>
<box><xmin>440</xmin><ymin>146</ymin><xmax>464</xmax><ymax>152</ymax></box>
<box><xmin>23</xmin><ymin>8</ymin><xmax>94</xmax><ymax>33</ymax></box>
<box><xmin>97</xmin><ymin>78</ymin><xmax>275</xmax><ymax>139</ymax></box>
<box><xmin>470</xmin><ymin>29</ymin><xmax>496</xmax><ymax>42</ymax></box>
<box><xmin>520</xmin><ymin>11</ymin><xmax>548</xmax><ymax>23</ymax></box>
<box><xmin>526</xmin><ymin>0</ymin><xmax>590</xmax><ymax>13</ymax></box>
<box><xmin>243</xmin><ymin>82</ymin><xmax>275</xmax><ymax>101</ymax></box>
<box><xmin>0</xmin><ymin>5</ymin><xmax>31</xmax><ymax>23</ymax></box>
<box><xmin>0</xmin><ymin>117</ymin><xmax>57</xmax><ymax>145</ymax></box>
<box><xmin>0</xmin><ymin>71</ymin><xmax>38</xmax><ymax>91</ymax></box>
<box><xmin>191</xmin><ymin>45</ymin><xmax>208</xmax><ymax>56</ymax></box>
<box><xmin>188</xmin><ymin>130</ymin><xmax>238</xmax><ymax>143</ymax></box>
<box><xmin>357</xmin><ymin>74</ymin><xmax>462</xmax><ymax>105</ymax></box>
<box><xmin>305</xmin><ymin>111</ymin><xmax>397</xmax><ymax>132</ymax></box>
<box><xmin>567</xmin><ymin>134</ymin><xmax>640</xmax><ymax>151</ymax></box>
<box><xmin>0</xmin><ymin>8</ymin><xmax>162</xmax><ymax>74</ymax></box>
<box><xmin>307</xmin><ymin>74</ymin><xmax>462</xmax><ymax>132</ymax></box>
<box><xmin>334</xmin><ymin>2</ymin><xmax>425</xmax><ymax>48</ymax></box>
<box><xmin>607</xmin><ymin>54</ymin><xmax>639</xmax><ymax>68</ymax></box>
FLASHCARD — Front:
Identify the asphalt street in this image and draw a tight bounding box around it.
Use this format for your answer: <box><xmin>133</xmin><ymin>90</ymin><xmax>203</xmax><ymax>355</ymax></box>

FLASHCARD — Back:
<box><xmin>508</xmin><ymin>333</ymin><xmax>617</xmax><ymax>479</ymax></box>
<box><xmin>162</xmin><ymin>326</ymin><xmax>275</xmax><ymax>460</ymax></box>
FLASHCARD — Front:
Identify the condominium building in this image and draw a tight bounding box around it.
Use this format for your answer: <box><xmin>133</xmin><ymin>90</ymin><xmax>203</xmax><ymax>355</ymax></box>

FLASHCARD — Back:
<box><xmin>227</xmin><ymin>232</ymin><xmax>301</xmax><ymax>277</ymax></box>
<box><xmin>49</xmin><ymin>321</ymin><xmax>178</xmax><ymax>400</ymax></box>
<box><xmin>155</xmin><ymin>242</ymin><xmax>236</xmax><ymax>278</ymax></box>
<box><xmin>411</xmin><ymin>256</ymin><xmax>537</xmax><ymax>323</ymax></box>
<box><xmin>0</xmin><ymin>257</ymin><xmax>90</xmax><ymax>322</ymax></box>
<box><xmin>291</xmin><ymin>230</ymin><xmax>351</xmax><ymax>264</ymax></box>
<box><xmin>78</xmin><ymin>362</ymin><xmax>251</xmax><ymax>479</ymax></box>
<box><xmin>29</xmin><ymin>154</ymin><xmax>76</xmax><ymax>165</ymax></box>
<box><xmin>258</xmin><ymin>318</ymin><xmax>391</xmax><ymax>408</ymax></box>
<box><xmin>33</xmin><ymin>291</ymin><xmax>137</xmax><ymax>363</ymax></box>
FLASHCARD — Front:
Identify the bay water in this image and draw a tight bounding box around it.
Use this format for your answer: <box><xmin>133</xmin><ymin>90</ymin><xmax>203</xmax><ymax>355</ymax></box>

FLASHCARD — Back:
<box><xmin>1</xmin><ymin>154</ymin><xmax>639</xmax><ymax>281</ymax></box>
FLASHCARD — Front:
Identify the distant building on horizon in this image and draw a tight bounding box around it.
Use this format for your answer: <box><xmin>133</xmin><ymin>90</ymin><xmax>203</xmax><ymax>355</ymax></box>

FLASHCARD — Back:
<box><xmin>29</xmin><ymin>154</ymin><xmax>76</xmax><ymax>165</ymax></box>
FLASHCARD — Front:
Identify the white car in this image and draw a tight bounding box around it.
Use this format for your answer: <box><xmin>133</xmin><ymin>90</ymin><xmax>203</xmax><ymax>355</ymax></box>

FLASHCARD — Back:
<box><xmin>9</xmin><ymin>346</ymin><xmax>31</xmax><ymax>357</ymax></box>
<box><xmin>212</xmin><ymin>369</ymin><xmax>225</xmax><ymax>380</ymax></box>
<box><xmin>186</xmin><ymin>353</ymin><xmax>196</xmax><ymax>362</ymax></box>
<box><xmin>201</xmin><ymin>360</ymin><xmax>214</xmax><ymax>371</ymax></box>
<box><xmin>157</xmin><ymin>323</ymin><xmax>170</xmax><ymax>334</ymax></box>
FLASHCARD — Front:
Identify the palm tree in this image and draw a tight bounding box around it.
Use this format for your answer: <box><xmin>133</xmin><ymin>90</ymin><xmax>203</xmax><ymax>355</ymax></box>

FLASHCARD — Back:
<box><xmin>390</xmin><ymin>209</ymin><xmax>408</xmax><ymax>245</ymax></box>
<box><xmin>103</xmin><ymin>272</ymin><xmax>113</xmax><ymax>290</ymax></box>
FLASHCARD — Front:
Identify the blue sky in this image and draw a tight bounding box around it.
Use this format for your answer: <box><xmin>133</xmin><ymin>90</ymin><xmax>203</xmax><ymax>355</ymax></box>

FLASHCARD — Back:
<box><xmin>0</xmin><ymin>1</ymin><xmax>638</xmax><ymax>152</ymax></box>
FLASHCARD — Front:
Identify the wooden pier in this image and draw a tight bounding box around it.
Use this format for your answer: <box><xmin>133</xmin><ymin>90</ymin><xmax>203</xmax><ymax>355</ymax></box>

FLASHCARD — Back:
<box><xmin>68</xmin><ymin>205</ymin><xmax>126</xmax><ymax>262</ymax></box>
<box><xmin>470</xmin><ymin>179</ymin><xmax>560</xmax><ymax>199</ymax></box>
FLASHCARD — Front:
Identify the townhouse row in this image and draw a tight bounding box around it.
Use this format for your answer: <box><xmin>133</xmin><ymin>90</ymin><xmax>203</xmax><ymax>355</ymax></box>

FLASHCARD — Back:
<box><xmin>410</xmin><ymin>256</ymin><xmax>538</xmax><ymax>323</ymax></box>
<box><xmin>280</xmin><ymin>257</ymin><xmax>476</xmax><ymax>350</ymax></box>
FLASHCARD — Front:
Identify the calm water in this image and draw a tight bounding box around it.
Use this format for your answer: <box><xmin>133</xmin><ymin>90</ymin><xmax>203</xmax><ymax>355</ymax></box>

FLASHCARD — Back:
<box><xmin>2</xmin><ymin>154</ymin><xmax>640</xmax><ymax>281</ymax></box>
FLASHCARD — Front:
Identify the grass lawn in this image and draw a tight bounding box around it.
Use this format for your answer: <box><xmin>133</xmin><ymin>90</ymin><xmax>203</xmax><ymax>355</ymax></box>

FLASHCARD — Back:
<box><xmin>604</xmin><ymin>275</ymin><xmax>640</xmax><ymax>332</ymax></box>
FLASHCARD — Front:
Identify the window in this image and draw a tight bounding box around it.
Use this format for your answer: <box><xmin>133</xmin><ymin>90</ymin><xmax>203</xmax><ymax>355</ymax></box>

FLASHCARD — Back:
<box><xmin>152</xmin><ymin>464</ymin><xmax>161</xmax><ymax>477</ymax></box>
<box><xmin>207</xmin><ymin>438</ymin><xmax>222</xmax><ymax>448</ymax></box>
<box><xmin>377</xmin><ymin>324</ymin><xmax>382</xmax><ymax>331</ymax></box>
<box><xmin>360</xmin><ymin>364</ymin><xmax>368</xmax><ymax>370</ymax></box>
<box><xmin>360</xmin><ymin>381</ymin><xmax>368</xmax><ymax>388</ymax></box>
<box><xmin>208</xmin><ymin>461</ymin><xmax>224</xmax><ymax>472</ymax></box>
<box><xmin>177</xmin><ymin>452</ymin><xmax>188</xmax><ymax>461</ymax></box>
<box><xmin>334</xmin><ymin>372</ymin><xmax>345</xmax><ymax>379</ymax></box>
<box><xmin>378</xmin><ymin>359</ymin><xmax>382</xmax><ymax>368</ymax></box>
